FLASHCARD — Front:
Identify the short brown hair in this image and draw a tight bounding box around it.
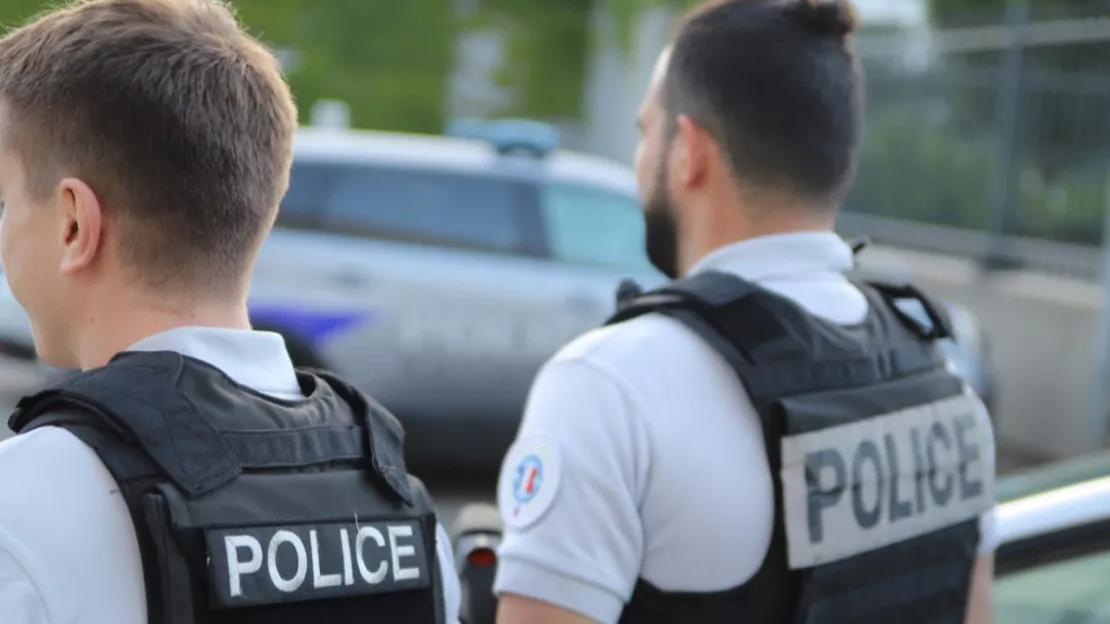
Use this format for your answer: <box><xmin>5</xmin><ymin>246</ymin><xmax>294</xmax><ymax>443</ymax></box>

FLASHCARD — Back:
<box><xmin>0</xmin><ymin>0</ymin><xmax>297</xmax><ymax>296</ymax></box>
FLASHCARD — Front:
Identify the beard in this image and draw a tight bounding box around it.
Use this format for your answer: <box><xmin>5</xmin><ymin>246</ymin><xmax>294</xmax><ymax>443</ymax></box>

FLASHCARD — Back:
<box><xmin>643</xmin><ymin>164</ymin><xmax>680</xmax><ymax>279</ymax></box>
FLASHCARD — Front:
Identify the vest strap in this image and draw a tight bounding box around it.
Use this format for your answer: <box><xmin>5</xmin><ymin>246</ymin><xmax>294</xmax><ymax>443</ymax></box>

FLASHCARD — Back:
<box><xmin>11</xmin><ymin>352</ymin><xmax>415</xmax><ymax>504</ymax></box>
<box><xmin>14</xmin><ymin>374</ymin><xmax>239</xmax><ymax>497</ymax></box>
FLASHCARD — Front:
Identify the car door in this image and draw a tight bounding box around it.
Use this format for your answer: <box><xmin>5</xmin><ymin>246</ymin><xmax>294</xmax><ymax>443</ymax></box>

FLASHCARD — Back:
<box><xmin>253</xmin><ymin>157</ymin><xmax>554</xmax><ymax>417</ymax></box>
<box><xmin>995</xmin><ymin>478</ymin><xmax>1110</xmax><ymax>623</ymax></box>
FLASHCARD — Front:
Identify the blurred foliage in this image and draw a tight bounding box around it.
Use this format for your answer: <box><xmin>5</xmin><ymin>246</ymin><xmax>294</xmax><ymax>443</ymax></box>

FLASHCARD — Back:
<box><xmin>235</xmin><ymin>0</ymin><xmax>454</xmax><ymax>133</ymax></box>
<box><xmin>848</xmin><ymin>108</ymin><xmax>1106</xmax><ymax>245</ymax></box>
<box><xmin>0</xmin><ymin>0</ymin><xmax>698</xmax><ymax>130</ymax></box>
<box><xmin>927</xmin><ymin>0</ymin><xmax>1109</xmax><ymax>25</ymax></box>
<box><xmin>607</xmin><ymin>0</ymin><xmax>697</xmax><ymax>49</ymax></box>
<box><xmin>0</xmin><ymin>0</ymin><xmax>46</xmax><ymax>29</ymax></box>
<box><xmin>467</xmin><ymin>0</ymin><xmax>593</xmax><ymax>119</ymax></box>
<box><xmin>923</xmin><ymin>0</ymin><xmax>1110</xmax><ymax>178</ymax></box>
<box><xmin>927</xmin><ymin>0</ymin><xmax>1011</xmax><ymax>25</ymax></box>
<box><xmin>0</xmin><ymin>0</ymin><xmax>453</xmax><ymax>133</ymax></box>
<box><xmin>468</xmin><ymin>0</ymin><xmax>696</xmax><ymax>119</ymax></box>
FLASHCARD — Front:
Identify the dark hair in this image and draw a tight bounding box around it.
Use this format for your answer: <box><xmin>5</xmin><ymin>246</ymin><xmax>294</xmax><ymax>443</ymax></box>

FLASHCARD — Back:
<box><xmin>0</xmin><ymin>0</ymin><xmax>297</xmax><ymax>297</ymax></box>
<box><xmin>664</xmin><ymin>0</ymin><xmax>864</xmax><ymax>204</ymax></box>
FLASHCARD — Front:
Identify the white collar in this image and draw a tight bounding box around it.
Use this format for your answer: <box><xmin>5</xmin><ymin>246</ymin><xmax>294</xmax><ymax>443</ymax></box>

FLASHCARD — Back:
<box><xmin>127</xmin><ymin>326</ymin><xmax>302</xmax><ymax>400</ymax></box>
<box><xmin>688</xmin><ymin>232</ymin><xmax>855</xmax><ymax>282</ymax></box>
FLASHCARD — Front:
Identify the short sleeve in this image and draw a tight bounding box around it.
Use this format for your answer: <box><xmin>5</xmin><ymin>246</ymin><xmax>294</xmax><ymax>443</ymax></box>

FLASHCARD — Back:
<box><xmin>968</xmin><ymin>382</ymin><xmax>998</xmax><ymax>555</ymax></box>
<box><xmin>434</xmin><ymin>522</ymin><xmax>462</xmax><ymax>624</ymax></box>
<box><xmin>493</xmin><ymin>358</ymin><xmax>650</xmax><ymax>624</ymax></box>
<box><xmin>975</xmin><ymin>412</ymin><xmax>999</xmax><ymax>555</ymax></box>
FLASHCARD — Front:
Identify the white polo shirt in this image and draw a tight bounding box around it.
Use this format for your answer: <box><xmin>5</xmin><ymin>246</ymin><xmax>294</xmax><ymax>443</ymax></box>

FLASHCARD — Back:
<box><xmin>493</xmin><ymin>232</ymin><xmax>998</xmax><ymax>623</ymax></box>
<box><xmin>0</xmin><ymin>326</ymin><xmax>460</xmax><ymax>624</ymax></box>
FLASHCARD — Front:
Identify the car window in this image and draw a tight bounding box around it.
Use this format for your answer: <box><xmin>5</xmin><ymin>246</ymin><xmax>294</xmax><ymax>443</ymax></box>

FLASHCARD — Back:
<box><xmin>540</xmin><ymin>183</ymin><xmax>651</xmax><ymax>272</ymax></box>
<box><xmin>996</xmin><ymin>549</ymin><xmax>1110</xmax><ymax>623</ymax></box>
<box><xmin>279</xmin><ymin>161</ymin><xmax>533</xmax><ymax>254</ymax></box>
<box><xmin>279</xmin><ymin>161</ymin><xmax>333</xmax><ymax>227</ymax></box>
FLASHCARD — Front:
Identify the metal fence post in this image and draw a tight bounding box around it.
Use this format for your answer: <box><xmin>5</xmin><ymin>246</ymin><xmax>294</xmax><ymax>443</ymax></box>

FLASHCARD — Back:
<box><xmin>982</xmin><ymin>0</ymin><xmax>1030</xmax><ymax>270</ymax></box>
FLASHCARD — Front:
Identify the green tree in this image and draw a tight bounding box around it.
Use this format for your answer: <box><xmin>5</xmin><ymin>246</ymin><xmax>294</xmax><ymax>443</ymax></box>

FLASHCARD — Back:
<box><xmin>920</xmin><ymin>0</ymin><xmax>1110</xmax><ymax>179</ymax></box>
<box><xmin>235</xmin><ymin>0</ymin><xmax>454</xmax><ymax>133</ymax></box>
<box><xmin>849</xmin><ymin>108</ymin><xmax>1106</xmax><ymax>244</ymax></box>
<box><xmin>469</xmin><ymin>0</ymin><xmax>696</xmax><ymax>120</ymax></box>
<box><xmin>465</xmin><ymin>0</ymin><xmax>593</xmax><ymax>119</ymax></box>
<box><xmin>0</xmin><ymin>0</ymin><xmax>455</xmax><ymax>134</ymax></box>
<box><xmin>0</xmin><ymin>0</ymin><xmax>45</xmax><ymax>29</ymax></box>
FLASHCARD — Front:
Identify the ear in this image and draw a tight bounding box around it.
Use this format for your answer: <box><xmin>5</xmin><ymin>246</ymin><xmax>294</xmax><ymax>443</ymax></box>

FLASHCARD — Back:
<box><xmin>673</xmin><ymin>114</ymin><xmax>716</xmax><ymax>191</ymax></box>
<box><xmin>56</xmin><ymin>177</ymin><xmax>104</xmax><ymax>275</ymax></box>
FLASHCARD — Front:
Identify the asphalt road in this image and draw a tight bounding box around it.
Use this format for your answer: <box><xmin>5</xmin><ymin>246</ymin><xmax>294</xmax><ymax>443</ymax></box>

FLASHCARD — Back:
<box><xmin>0</xmin><ymin>357</ymin><xmax>496</xmax><ymax>530</ymax></box>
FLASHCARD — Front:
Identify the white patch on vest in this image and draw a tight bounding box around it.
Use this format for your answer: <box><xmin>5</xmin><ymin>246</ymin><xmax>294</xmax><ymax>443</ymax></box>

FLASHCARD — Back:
<box><xmin>499</xmin><ymin>435</ymin><xmax>563</xmax><ymax>530</ymax></box>
<box><xmin>780</xmin><ymin>393</ymin><xmax>994</xmax><ymax>569</ymax></box>
<box><xmin>208</xmin><ymin>519</ymin><xmax>430</xmax><ymax>607</ymax></box>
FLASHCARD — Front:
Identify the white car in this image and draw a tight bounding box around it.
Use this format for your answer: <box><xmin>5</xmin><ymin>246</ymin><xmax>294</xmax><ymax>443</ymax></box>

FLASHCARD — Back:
<box><xmin>995</xmin><ymin>450</ymin><xmax>1110</xmax><ymax>622</ymax></box>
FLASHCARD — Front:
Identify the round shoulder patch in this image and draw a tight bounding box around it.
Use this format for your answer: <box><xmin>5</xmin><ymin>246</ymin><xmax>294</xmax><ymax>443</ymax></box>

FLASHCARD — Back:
<box><xmin>498</xmin><ymin>434</ymin><xmax>563</xmax><ymax>530</ymax></box>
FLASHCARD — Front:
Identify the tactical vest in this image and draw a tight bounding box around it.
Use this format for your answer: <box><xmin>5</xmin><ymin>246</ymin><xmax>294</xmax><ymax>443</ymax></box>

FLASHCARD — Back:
<box><xmin>608</xmin><ymin>272</ymin><xmax>994</xmax><ymax>624</ymax></box>
<box><xmin>9</xmin><ymin>351</ymin><xmax>444</xmax><ymax>624</ymax></box>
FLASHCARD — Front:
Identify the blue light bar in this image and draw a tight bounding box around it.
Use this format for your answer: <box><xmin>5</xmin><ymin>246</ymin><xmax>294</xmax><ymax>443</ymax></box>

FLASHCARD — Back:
<box><xmin>446</xmin><ymin>118</ymin><xmax>560</xmax><ymax>158</ymax></box>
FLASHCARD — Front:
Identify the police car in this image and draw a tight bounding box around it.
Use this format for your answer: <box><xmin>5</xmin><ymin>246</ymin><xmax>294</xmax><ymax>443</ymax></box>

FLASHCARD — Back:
<box><xmin>994</xmin><ymin>450</ymin><xmax>1110</xmax><ymax>622</ymax></box>
<box><xmin>0</xmin><ymin>112</ymin><xmax>666</xmax><ymax>469</ymax></box>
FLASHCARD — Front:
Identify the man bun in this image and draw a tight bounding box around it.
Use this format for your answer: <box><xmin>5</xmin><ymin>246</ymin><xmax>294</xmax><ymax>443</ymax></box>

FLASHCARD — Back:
<box><xmin>785</xmin><ymin>0</ymin><xmax>860</xmax><ymax>38</ymax></box>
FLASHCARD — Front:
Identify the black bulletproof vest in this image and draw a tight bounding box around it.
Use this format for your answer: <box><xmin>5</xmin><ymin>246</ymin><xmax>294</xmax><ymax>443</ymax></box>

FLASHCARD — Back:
<box><xmin>607</xmin><ymin>272</ymin><xmax>994</xmax><ymax>624</ymax></box>
<box><xmin>8</xmin><ymin>351</ymin><xmax>444</xmax><ymax>624</ymax></box>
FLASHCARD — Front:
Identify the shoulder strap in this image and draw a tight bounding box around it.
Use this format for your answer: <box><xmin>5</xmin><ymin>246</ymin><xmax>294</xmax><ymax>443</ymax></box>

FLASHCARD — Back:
<box><xmin>20</xmin><ymin>407</ymin><xmax>162</xmax><ymax>483</ymax></box>
<box><xmin>607</xmin><ymin>271</ymin><xmax>807</xmax><ymax>365</ymax></box>
<box><xmin>10</xmin><ymin>351</ymin><xmax>414</xmax><ymax>504</ymax></box>
<box><xmin>605</xmin><ymin>272</ymin><xmax>949</xmax><ymax>401</ymax></box>
<box><xmin>311</xmin><ymin>368</ymin><xmax>415</xmax><ymax>505</ymax></box>
<box><xmin>18</xmin><ymin>407</ymin><xmax>167</xmax><ymax>620</ymax></box>
<box><xmin>10</xmin><ymin>356</ymin><xmax>240</xmax><ymax>497</ymax></box>
<box><xmin>861</xmin><ymin>279</ymin><xmax>955</xmax><ymax>341</ymax></box>
<box><xmin>608</xmin><ymin>271</ymin><xmax>758</xmax><ymax>324</ymax></box>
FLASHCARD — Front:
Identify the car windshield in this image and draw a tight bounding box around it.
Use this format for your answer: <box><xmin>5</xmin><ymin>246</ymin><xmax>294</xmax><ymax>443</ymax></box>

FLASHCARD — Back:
<box><xmin>995</xmin><ymin>550</ymin><xmax>1110</xmax><ymax>623</ymax></box>
<box><xmin>279</xmin><ymin>160</ymin><xmax>533</xmax><ymax>254</ymax></box>
<box><xmin>280</xmin><ymin>158</ymin><xmax>656</xmax><ymax>272</ymax></box>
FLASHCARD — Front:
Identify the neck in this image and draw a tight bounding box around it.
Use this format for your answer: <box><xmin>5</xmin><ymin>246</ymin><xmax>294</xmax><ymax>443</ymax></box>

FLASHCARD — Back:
<box><xmin>679</xmin><ymin>198</ymin><xmax>837</xmax><ymax>277</ymax></box>
<box><xmin>73</xmin><ymin>288</ymin><xmax>251</xmax><ymax>370</ymax></box>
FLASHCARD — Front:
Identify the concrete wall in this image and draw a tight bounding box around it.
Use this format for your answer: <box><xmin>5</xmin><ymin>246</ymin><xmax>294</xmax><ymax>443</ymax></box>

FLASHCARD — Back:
<box><xmin>859</xmin><ymin>245</ymin><xmax>1104</xmax><ymax>460</ymax></box>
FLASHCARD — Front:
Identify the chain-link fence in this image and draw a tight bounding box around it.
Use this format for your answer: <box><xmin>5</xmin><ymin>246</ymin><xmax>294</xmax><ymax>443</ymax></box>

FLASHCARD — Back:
<box><xmin>844</xmin><ymin>2</ymin><xmax>1110</xmax><ymax>275</ymax></box>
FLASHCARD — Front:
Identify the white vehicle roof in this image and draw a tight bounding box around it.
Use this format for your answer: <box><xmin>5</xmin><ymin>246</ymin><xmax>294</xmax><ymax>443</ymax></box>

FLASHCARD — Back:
<box><xmin>293</xmin><ymin>126</ymin><xmax>638</xmax><ymax>197</ymax></box>
<box><xmin>998</xmin><ymin>474</ymin><xmax>1110</xmax><ymax>544</ymax></box>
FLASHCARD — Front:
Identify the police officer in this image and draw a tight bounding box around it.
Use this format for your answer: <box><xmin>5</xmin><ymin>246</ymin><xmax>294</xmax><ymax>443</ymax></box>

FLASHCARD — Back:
<box><xmin>0</xmin><ymin>1</ymin><xmax>459</xmax><ymax>622</ymax></box>
<box><xmin>493</xmin><ymin>1</ymin><xmax>996</xmax><ymax>623</ymax></box>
